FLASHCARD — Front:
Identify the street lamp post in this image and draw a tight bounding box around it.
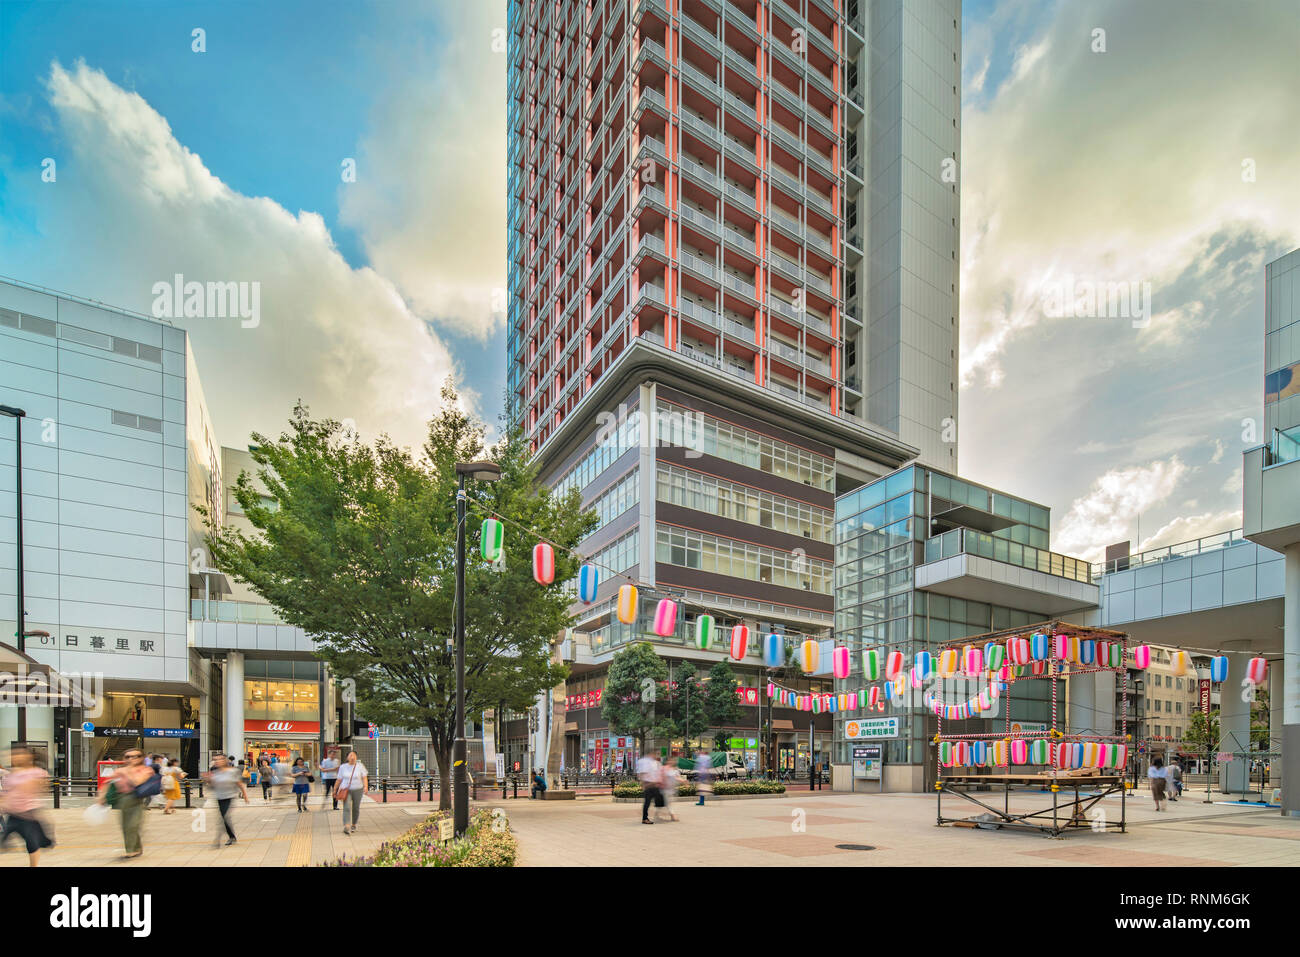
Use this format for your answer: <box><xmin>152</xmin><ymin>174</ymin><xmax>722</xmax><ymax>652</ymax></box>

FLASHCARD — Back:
<box><xmin>453</xmin><ymin>460</ymin><xmax>502</xmax><ymax>839</ymax></box>
<box><xmin>1</xmin><ymin>406</ymin><xmax>28</xmax><ymax>741</ymax></box>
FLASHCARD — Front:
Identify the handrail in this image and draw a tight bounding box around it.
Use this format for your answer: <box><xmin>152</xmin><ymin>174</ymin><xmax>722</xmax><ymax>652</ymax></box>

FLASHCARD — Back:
<box><xmin>1091</xmin><ymin>528</ymin><xmax>1246</xmax><ymax>577</ymax></box>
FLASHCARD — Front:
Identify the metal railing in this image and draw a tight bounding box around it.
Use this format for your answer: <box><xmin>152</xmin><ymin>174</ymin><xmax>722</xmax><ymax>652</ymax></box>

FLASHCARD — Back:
<box><xmin>925</xmin><ymin>526</ymin><xmax>1094</xmax><ymax>584</ymax></box>
<box><xmin>1266</xmin><ymin>424</ymin><xmax>1300</xmax><ymax>466</ymax></box>
<box><xmin>1092</xmin><ymin>528</ymin><xmax>1247</xmax><ymax>577</ymax></box>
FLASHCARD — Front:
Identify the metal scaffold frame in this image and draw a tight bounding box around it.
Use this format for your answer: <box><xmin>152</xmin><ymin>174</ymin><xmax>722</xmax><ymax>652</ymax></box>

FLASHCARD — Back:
<box><xmin>932</xmin><ymin>620</ymin><xmax>1131</xmax><ymax>838</ymax></box>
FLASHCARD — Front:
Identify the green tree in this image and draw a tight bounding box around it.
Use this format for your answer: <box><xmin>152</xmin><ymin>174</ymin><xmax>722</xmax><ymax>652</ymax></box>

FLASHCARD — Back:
<box><xmin>204</xmin><ymin>385</ymin><xmax>595</xmax><ymax>809</ymax></box>
<box><xmin>667</xmin><ymin>660</ymin><xmax>707</xmax><ymax>743</ymax></box>
<box><xmin>602</xmin><ymin>642</ymin><xmax>676</xmax><ymax>753</ymax></box>
<box><xmin>704</xmin><ymin>660</ymin><xmax>744</xmax><ymax>750</ymax></box>
<box><xmin>1184</xmin><ymin>709</ymin><xmax>1219</xmax><ymax>754</ymax></box>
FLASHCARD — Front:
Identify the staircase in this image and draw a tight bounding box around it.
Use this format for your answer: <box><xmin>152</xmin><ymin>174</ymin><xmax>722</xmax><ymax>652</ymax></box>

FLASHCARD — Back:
<box><xmin>95</xmin><ymin>704</ymin><xmax>145</xmax><ymax>763</ymax></box>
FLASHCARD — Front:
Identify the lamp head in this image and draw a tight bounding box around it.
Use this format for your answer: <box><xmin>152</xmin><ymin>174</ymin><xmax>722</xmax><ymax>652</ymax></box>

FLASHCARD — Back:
<box><xmin>455</xmin><ymin>461</ymin><xmax>502</xmax><ymax>483</ymax></box>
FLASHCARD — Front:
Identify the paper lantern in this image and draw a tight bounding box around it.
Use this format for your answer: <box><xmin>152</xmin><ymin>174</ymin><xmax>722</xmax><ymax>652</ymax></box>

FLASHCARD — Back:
<box><xmin>838</xmin><ymin>693</ymin><xmax>848</xmax><ymax>711</ymax></box>
<box><xmin>1082</xmin><ymin>742</ymin><xmax>1099</xmax><ymax>767</ymax></box>
<box><xmin>531</xmin><ymin>542</ymin><xmax>554</xmax><ymax>585</ymax></box>
<box><xmin>762</xmin><ymin>633</ymin><xmax>784</xmax><ymax>668</ymax></box>
<box><xmin>1010</xmin><ymin>740</ymin><xmax>1028</xmax><ymax>765</ymax></box>
<box><xmin>1246</xmin><ymin>657</ymin><xmax>1268</xmax><ymax>685</ymax></box>
<box><xmin>693</xmin><ymin>613</ymin><xmax>714</xmax><ymax>649</ymax></box>
<box><xmin>616</xmin><ymin>584</ymin><xmax>638</xmax><ymax>625</ymax></box>
<box><xmin>479</xmin><ymin>518</ymin><xmax>504</xmax><ymax>561</ymax></box>
<box><xmin>937</xmin><ymin>648</ymin><xmax>958</xmax><ymax>679</ymax></box>
<box><xmin>1111</xmin><ymin>744</ymin><xmax>1128</xmax><ymax>769</ymax></box>
<box><xmin>909</xmin><ymin>667</ymin><xmax>922</xmax><ymax>689</ymax></box>
<box><xmin>827</xmin><ymin>695</ymin><xmax>838</xmax><ymax>714</ymax></box>
<box><xmin>811</xmin><ymin>694</ymin><xmax>822</xmax><ymax>714</ymax></box>
<box><xmin>577</xmin><ymin>563</ymin><xmax>599</xmax><ymax>603</ymax></box>
<box><xmin>1133</xmin><ymin>645</ymin><xmax>1151</xmax><ymax>669</ymax></box>
<box><xmin>1170</xmin><ymin>650</ymin><xmax>1190</xmax><ymax>677</ymax></box>
<box><xmin>1031</xmin><ymin>633</ymin><xmax>1049</xmax><ymax>661</ymax></box>
<box><xmin>954</xmin><ymin>741</ymin><xmax>970</xmax><ymax>766</ymax></box>
<box><xmin>1030</xmin><ymin>740</ymin><xmax>1050</xmax><ymax>764</ymax></box>
<box><xmin>1110</xmin><ymin>643</ymin><xmax>1123</xmax><ymax>668</ymax></box>
<box><xmin>937</xmin><ymin>741</ymin><xmax>952</xmax><ymax>765</ymax></box>
<box><xmin>885</xmin><ymin>650</ymin><xmax>904</xmax><ymax>680</ymax></box>
<box><xmin>1069</xmin><ymin>743</ymin><xmax>1084</xmax><ymax>769</ymax></box>
<box><xmin>868</xmin><ymin>686</ymin><xmax>880</xmax><ymax>709</ymax></box>
<box><xmin>848</xmin><ymin>692</ymin><xmax>859</xmax><ymax>710</ymax></box>
<box><xmin>1095</xmin><ymin>640</ymin><xmax>1110</xmax><ymax>666</ymax></box>
<box><xmin>892</xmin><ymin>674</ymin><xmax>906</xmax><ymax>699</ymax></box>
<box><xmin>988</xmin><ymin>678</ymin><xmax>1001</xmax><ymax>701</ymax></box>
<box><xmin>766</xmin><ymin>681</ymin><xmax>775</xmax><ymax>698</ymax></box>
<box><xmin>882</xmin><ymin>680</ymin><xmax>895</xmax><ymax>702</ymax></box>
<box><xmin>1053</xmin><ymin>633</ymin><xmax>1069</xmax><ymax>660</ymax></box>
<box><xmin>862</xmin><ymin>648</ymin><xmax>881</xmax><ymax>681</ymax></box>
<box><xmin>964</xmin><ymin>645</ymin><xmax>983</xmax><ymax>676</ymax></box>
<box><xmin>1094</xmin><ymin>743</ymin><xmax>1110</xmax><ymax>769</ymax></box>
<box><xmin>914</xmin><ymin>651</ymin><xmax>933</xmax><ymax>680</ymax></box>
<box><xmin>1030</xmin><ymin>660</ymin><xmax>1047</xmax><ymax>676</ymax></box>
<box><xmin>799</xmin><ymin>639</ymin><xmax>820</xmax><ymax>674</ymax></box>
<box><xmin>992</xmin><ymin>740</ymin><xmax>1009</xmax><ymax>766</ymax></box>
<box><xmin>653</xmin><ymin>598</ymin><xmax>677</xmax><ymax>637</ymax></box>
<box><xmin>833</xmin><ymin>646</ymin><xmax>851</xmax><ymax>679</ymax></box>
<box><xmin>970</xmin><ymin>741</ymin><xmax>987</xmax><ymax>766</ymax></box>
<box><xmin>984</xmin><ymin>641</ymin><xmax>1005</xmax><ymax>672</ymax></box>
<box><xmin>1008</xmin><ymin>637</ymin><xmax>1030</xmax><ymax>666</ymax></box>
<box><xmin>729</xmin><ymin>624</ymin><xmax>749</xmax><ymax>660</ymax></box>
<box><xmin>1053</xmin><ymin>742</ymin><xmax>1070</xmax><ymax>769</ymax></box>
<box><xmin>1079</xmin><ymin>639</ymin><xmax>1095</xmax><ymax>665</ymax></box>
<box><xmin>1210</xmin><ymin>655</ymin><xmax>1228</xmax><ymax>683</ymax></box>
<box><xmin>978</xmin><ymin>690</ymin><xmax>992</xmax><ymax>712</ymax></box>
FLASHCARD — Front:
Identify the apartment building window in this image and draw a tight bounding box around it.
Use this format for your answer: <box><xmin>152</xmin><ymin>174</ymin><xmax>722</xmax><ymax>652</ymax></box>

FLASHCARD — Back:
<box><xmin>586</xmin><ymin>469</ymin><xmax>639</xmax><ymax>536</ymax></box>
<box><xmin>553</xmin><ymin>406</ymin><xmax>641</xmax><ymax>499</ymax></box>
<box><xmin>656</xmin><ymin>464</ymin><xmax>832</xmax><ymax>541</ymax></box>
<box><xmin>655</xmin><ymin>524</ymin><xmax>831</xmax><ymax>593</ymax></box>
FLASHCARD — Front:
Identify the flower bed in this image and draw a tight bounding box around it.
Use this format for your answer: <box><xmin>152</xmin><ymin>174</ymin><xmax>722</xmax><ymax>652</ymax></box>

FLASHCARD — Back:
<box><xmin>611</xmin><ymin>780</ymin><xmax>785</xmax><ymax>798</ymax></box>
<box><xmin>326</xmin><ymin>808</ymin><xmax>516</xmax><ymax>867</ymax></box>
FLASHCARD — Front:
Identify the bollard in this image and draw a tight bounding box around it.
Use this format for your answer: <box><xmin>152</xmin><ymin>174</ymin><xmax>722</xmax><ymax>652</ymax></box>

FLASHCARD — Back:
<box><xmin>53</xmin><ymin>779</ymin><xmax>61</xmax><ymax>809</ymax></box>
<box><xmin>416</xmin><ymin>778</ymin><xmax>422</xmax><ymax>802</ymax></box>
<box><xmin>502</xmin><ymin>776</ymin><xmax>508</xmax><ymax>799</ymax></box>
<box><xmin>512</xmin><ymin>775</ymin><xmax>518</xmax><ymax>799</ymax></box>
<box><xmin>184</xmin><ymin>780</ymin><xmax>192</xmax><ymax>809</ymax></box>
<box><xmin>472</xmin><ymin>777</ymin><xmax>477</xmax><ymax>801</ymax></box>
<box><xmin>382</xmin><ymin>778</ymin><xmax>388</xmax><ymax>803</ymax></box>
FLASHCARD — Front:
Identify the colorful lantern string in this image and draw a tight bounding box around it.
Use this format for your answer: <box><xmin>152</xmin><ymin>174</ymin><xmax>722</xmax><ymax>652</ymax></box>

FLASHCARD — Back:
<box><xmin>693</xmin><ymin>613</ymin><xmax>713</xmax><ymax>649</ymax></box>
<box><xmin>479</xmin><ymin>518</ymin><xmax>504</xmax><ymax>561</ymax></box>
<box><xmin>984</xmin><ymin>641</ymin><xmax>1005</xmax><ymax>672</ymax></box>
<box><xmin>653</xmin><ymin>598</ymin><xmax>677</xmax><ymax>637</ymax></box>
<box><xmin>1246</xmin><ymin>657</ymin><xmax>1268</xmax><ymax>685</ymax></box>
<box><xmin>577</xmin><ymin>563</ymin><xmax>599</xmax><ymax>603</ymax></box>
<box><xmin>617</xmin><ymin>584</ymin><xmax>638</xmax><ymax>624</ymax></box>
<box><xmin>833</xmin><ymin>646</ymin><xmax>850</xmax><ymax>680</ymax></box>
<box><xmin>914</xmin><ymin>651</ymin><xmax>933</xmax><ymax>680</ymax></box>
<box><xmin>532</xmin><ymin>542</ymin><xmax>554</xmax><ymax>585</ymax></box>
<box><xmin>1170</xmin><ymin>650</ymin><xmax>1190</xmax><ymax>677</ymax></box>
<box><xmin>862</xmin><ymin>648</ymin><xmax>880</xmax><ymax>681</ymax></box>
<box><xmin>1133</xmin><ymin>645</ymin><xmax>1151</xmax><ymax>669</ymax></box>
<box><xmin>885</xmin><ymin>651</ymin><xmax>904</xmax><ymax>680</ymax></box>
<box><xmin>730</xmin><ymin>625</ymin><xmax>750</xmax><ymax>661</ymax></box>
<box><xmin>799</xmin><ymin>639</ymin><xmax>820</xmax><ymax>674</ymax></box>
<box><xmin>1210</xmin><ymin>655</ymin><xmax>1228</xmax><ymax>683</ymax></box>
<box><xmin>763</xmin><ymin>633</ymin><xmax>784</xmax><ymax>668</ymax></box>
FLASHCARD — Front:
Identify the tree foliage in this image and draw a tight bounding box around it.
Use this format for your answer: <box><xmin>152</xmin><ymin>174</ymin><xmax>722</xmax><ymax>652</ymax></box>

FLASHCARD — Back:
<box><xmin>203</xmin><ymin>383</ymin><xmax>595</xmax><ymax>808</ymax></box>
<box><xmin>602</xmin><ymin>642</ymin><xmax>675</xmax><ymax>752</ymax></box>
<box><xmin>703</xmin><ymin>660</ymin><xmax>744</xmax><ymax>750</ymax></box>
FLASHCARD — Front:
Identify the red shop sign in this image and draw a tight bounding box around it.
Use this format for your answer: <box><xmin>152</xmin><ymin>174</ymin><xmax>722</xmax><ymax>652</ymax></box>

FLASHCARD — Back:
<box><xmin>244</xmin><ymin>720</ymin><xmax>321</xmax><ymax>734</ymax></box>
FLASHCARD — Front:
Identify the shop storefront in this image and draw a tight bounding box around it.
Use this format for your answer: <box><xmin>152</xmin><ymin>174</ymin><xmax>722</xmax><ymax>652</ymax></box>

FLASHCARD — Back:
<box><xmin>244</xmin><ymin>719</ymin><xmax>322</xmax><ymax>767</ymax></box>
<box><xmin>243</xmin><ymin>660</ymin><xmax>324</xmax><ymax>767</ymax></box>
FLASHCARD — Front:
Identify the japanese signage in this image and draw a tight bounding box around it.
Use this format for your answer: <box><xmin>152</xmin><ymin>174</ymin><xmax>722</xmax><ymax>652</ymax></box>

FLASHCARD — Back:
<box><xmin>26</xmin><ymin>626</ymin><xmax>164</xmax><ymax>656</ymax></box>
<box><xmin>1199</xmin><ymin>679</ymin><xmax>1212</xmax><ymax>715</ymax></box>
<box><xmin>94</xmin><ymin>727</ymin><xmax>196</xmax><ymax>738</ymax></box>
<box><xmin>734</xmin><ymin>686</ymin><xmax>759</xmax><ymax>705</ymax></box>
<box><xmin>843</xmin><ymin>717</ymin><xmax>899</xmax><ymax>739</ymax></box>
<box><xmin>727</xmin><ymin>737</ymin><xmax>758</xmax><ymax>749</ymax></box>
<box><xmin>244</xmin><ymin>720</ymin><xmax>321</xmax><ymax>734</ymax></box>
<box><xmin>566</xmin><ymin>689</ymin><xmax>603</xmax><ymax>710</ymax></box>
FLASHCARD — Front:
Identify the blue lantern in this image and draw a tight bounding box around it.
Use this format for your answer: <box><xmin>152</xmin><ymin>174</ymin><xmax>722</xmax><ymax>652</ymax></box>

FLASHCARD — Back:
<box><xmin>763</xmin><ymin>633</ymin><xmax>784</xmax><ymax>668</ymax></box>
<box><xmin>1079</xmin><ymin>639</ymin><xmax>1096</xmax><ymax>665</ymax></box>
<box><xmin>1211</xmin><ymin>655</ymin><xmax>1229</xmax><ymax>683</ymax></box>
<box><xmin>577</xmin><ymin>563</ymin><xmax>599</xmax><ymax>603</ymax></box>
<box><xmin>1031</xmin><ymin>632</ymin><xmax>1049</xmax><ymax>660</ymax></box>
<box><xmin>914</xmin><ymin>651</ymin><xmax>932</xmax><ymax>680</ymax></box>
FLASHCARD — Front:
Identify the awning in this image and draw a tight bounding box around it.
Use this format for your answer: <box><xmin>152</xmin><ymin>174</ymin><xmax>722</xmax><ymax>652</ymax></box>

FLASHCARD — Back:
<box><xmin>771</xmin><ymin>720</ymin><xmax>794</xmax><ymax>731</ymax></box>
<box><xmin>189</xmin><ymin>570</ymin><xmax>233</xmax><ymax>595</ymax></box>
<box><xmin>565</xmin><ymin>722</ymin><xmax>580</xmax><ymax>733</ymax></box>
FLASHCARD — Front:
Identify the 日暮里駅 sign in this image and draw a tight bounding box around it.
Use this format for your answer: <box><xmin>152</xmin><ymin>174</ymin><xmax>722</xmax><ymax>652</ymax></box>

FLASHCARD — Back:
<box><xmin>843</xmin><ymin>717</ymin><xmax>899</xmax><ymax>739</ymax></box>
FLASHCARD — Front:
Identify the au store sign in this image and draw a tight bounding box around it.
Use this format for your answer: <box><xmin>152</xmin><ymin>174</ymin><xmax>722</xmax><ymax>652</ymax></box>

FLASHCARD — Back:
<box><xmin>244</xmin><ymin>720</ymin><xmax>321</xmax><ymax>734</ymax></box>
<box><xmin>844</xmin><ymin>717</ymin><xmax>899</xmax><ymax>739</ymax></box>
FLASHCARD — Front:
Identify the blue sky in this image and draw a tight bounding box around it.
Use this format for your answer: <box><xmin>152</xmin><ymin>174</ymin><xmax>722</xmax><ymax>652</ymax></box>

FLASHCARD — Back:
<box><xmin>2</xmin><ymin>0</ymin><xmax>1299</xmax><ymax>561</ymax></box>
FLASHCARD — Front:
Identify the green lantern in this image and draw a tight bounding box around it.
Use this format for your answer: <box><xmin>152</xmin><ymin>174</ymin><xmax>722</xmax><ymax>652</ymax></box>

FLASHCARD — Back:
<box><xmin>694</xmin><ymin>614</ymin><xmax>714</xmax><ymax>650</ymax></box>
<box><xmin>480</xmin><ymin>518</ymin><xmax>504</xmax><ymax>561</ymax></box>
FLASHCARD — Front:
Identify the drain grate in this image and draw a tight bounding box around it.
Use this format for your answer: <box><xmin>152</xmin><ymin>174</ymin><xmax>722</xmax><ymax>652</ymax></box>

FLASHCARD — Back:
<box><xmin>835</xmin><ymin>843</ymin><xmax>875</xmax><ymax>851</ymax></box>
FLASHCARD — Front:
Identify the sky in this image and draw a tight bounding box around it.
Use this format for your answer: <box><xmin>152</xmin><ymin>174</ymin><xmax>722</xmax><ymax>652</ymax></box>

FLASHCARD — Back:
<box><xmin>2</xmin><ymin>0</ymin><xmax>1298</xmax><ymax>563</ymax></box>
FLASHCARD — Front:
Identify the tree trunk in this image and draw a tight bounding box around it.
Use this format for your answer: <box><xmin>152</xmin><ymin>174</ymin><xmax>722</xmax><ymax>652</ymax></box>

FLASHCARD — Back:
<box><xmin>432</xmin><ymin>740</ymin><xmax>453</xmax><ymax>810</ymax></box>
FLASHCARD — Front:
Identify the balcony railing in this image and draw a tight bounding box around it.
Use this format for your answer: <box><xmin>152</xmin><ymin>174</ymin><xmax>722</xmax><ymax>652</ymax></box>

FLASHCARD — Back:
<box><xmin>924</xmin><ymin>527</ymin><xmax>1094</xmax><ymax>585</ymax></box>
<box><xmin>1092</xmin><ymin>529</ymin><xmax>1248</xmax><ymax>577</ymax></box>
<box><xmin>191</xmin><ymin>599</ymin><xmax>286</xmax><ymax>625</ymax></box>
<box><xmin>1266</xmin><ymin>424</ymin><xmax>1300</xmax><ymax>466</ymax></box>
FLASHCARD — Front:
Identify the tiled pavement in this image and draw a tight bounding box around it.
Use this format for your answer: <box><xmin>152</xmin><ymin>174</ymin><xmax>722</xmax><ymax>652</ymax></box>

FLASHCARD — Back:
<box><xmin>0</xmin><ymin>793</ymin><xmax>438</xmax><ymax>867</ymax></box>
<box><xmin>482</xmin><ymin>789</ymin><xmax>1300</xmax><ymax>866</ymax></box>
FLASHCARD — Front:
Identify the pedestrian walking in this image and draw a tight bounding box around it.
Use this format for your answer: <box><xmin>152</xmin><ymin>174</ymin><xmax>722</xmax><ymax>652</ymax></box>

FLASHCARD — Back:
<box><xmin>319</xmin><ymin>749</ymin><xmax>340</xmax><ymax>809</ymax></box>
<box><xmin>204</xmin><ymin>753</ymin><xmax>249</xmax><ymax>847</ymax></box>
<box><xmin>695</xmin><ymin>748</ymin><xmax>714</xmax><ymax>806</ymax></box>
<box><xmin>1147</xmin><ymin>758</ymin><xmax>1168</xmax><ymax>811</ymax></box>
<box><xmin>658</xmin><ymin>757</ymin><xmax>680</xmax><ymax>822</ymax></box>
<box><xmin>635</xmin><ymin>751</ymin><xmax>662</xmax><ymax>824</ymax></box>
<box><xmin>1168</xmin><ymin>759</ymin><xmax>1183</xmax><ymax>800</ymax></box>
<box><xmin>333</xmin><ymin>751</ymin><xmax>368</xmax><ymax>835</ymax></box>
<box><xmin>258</xmin><ymin>758</ymin><xmax>274</xmax><ymax>801</ymax></box>
<box><xmin>96</xmin><ymin>748</ymin><xmax>156</xmax><ymax>859</ymax></box>
<box><xmin>291</xmin><ymin>758</ymin><xmax>312</xmax><ymax>811</ymax></box>
<box><xmin>0</xmin><ymin>745</ymin><xmax>55</xmax><ymax>866</ymax></box>
<box><xmin>161</xmin><ymin>761</ymin><xmax>185</xmax><ymax>814</ymax></box>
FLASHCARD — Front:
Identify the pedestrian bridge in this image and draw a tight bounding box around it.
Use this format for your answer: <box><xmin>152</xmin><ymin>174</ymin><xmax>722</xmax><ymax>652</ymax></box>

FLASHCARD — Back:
<box><xmin>1092</xmin><ymin>530</ymin><xmax>1285</xmax><ymax>653</ymax></box>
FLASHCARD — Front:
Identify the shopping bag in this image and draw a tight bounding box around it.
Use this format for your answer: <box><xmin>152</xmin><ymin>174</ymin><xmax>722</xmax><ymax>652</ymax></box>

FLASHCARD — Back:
<box><xmin>83</xmin><ymin>803</ymin><xmax>111</xmax><ymax>826</ymax></box>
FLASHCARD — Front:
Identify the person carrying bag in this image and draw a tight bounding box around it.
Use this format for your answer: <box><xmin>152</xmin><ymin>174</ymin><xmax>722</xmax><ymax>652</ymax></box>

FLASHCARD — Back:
<box><xmin>333</xmin><ymin>751</ymin><xmax>368</xmax><ymax>835</ymax></box>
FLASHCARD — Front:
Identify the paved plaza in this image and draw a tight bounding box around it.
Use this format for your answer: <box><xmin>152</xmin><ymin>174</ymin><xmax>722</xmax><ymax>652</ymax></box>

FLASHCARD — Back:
<box><xmin>487</xmin><ymin>788</ymin><xmax>1300</xmax><ymax>867</ymax></box>
<box><xmin>6</xmin><ymin>786</ymin><xmax>1297</xmax><ymax>867</ymax></box>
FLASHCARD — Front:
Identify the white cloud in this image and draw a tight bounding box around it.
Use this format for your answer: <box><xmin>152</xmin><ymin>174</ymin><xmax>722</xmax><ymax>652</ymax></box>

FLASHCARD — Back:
<box><xmin>1053</xmin><ymin>457</ymin><xmax>1189</xmax><ymax>562</ymax></box>
<box><xmin>338</xmin><ymin>0</ymin><xmax>507</xmax><ymax>342</ymax></box>
<box><xmin>19</xmin><ymin>60</ymin><xmax>460</xmax><ymax>450</ymax></box>
<box><xmin>1136</xmin><ymin>510</ymin><xmax>1242</xmax><ymax>552</ymax></box>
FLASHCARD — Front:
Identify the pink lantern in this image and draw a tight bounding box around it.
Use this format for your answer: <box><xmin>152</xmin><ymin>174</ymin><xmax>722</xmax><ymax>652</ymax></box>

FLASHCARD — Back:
<box><xmin>532</xmin><ymin>542</ymin><xmax>555</xmax><ymax>585</ymax></box>
<box><xmin>1053</xmin><ymin>633</ymin><xmax>1070</xmax><ymax>660</ymax></box>
<box><xmin>653</xmin><ymin>598</ymin><xmax>677</xmax><ymax>637</ymax></box>
<box><xmin>766</xmin><ymin>681</ymin><xmax>775</xmax><ymax>697</ymax></box>
<box><xmin>1133</xmin><ymin>645</ymin><xmax>1151</xmax><ymax>669</ymax></box>
<box><xmin>848</xmin><ymin>692</ymin><xmax>858</xmax><ymax>710</ymax></box>
<box><xmin>832</xmin><ymin>646</ymin><xmax>851</xmax><ymax>679</ymax></box>
<box><xmin>1010</xmin><ymin>740</ymin><xmax>1029</xmax><ymax>765</ymax></box>
<box><xmin>1008</xmin><ymin>637</ymin><xmax>1030</xmax><ymax>665</ymax></box>
<box><xmin>1246</xmin><ymin>657</ymin><xmax>1268</xmax><ymax>685</ymax></box>
<box><xmin>964</xmin><ymin>645</ymin><xmax>983</xmax><ymax>676</ymax></box>
<box><xmin>729</xmin><ymin>625</ymin><xmax>750</xmax><ymax>661</ymax></box>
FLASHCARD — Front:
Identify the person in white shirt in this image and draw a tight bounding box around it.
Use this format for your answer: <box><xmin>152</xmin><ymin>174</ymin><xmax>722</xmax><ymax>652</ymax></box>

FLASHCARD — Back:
<box><xmin>1147</xmin><ymin>758</ymin><xmax>1168</xmax><ymax>810</ymax></box>
<box><xmin>635</xmin><ymin>753</ymin><xmax>661</xmax><ymax>825</ymax></box>
<box><xmin>333</xmin><ymin>751</ymin><xmax>368</xmax><ymax>834</ymax></box>
<box><xmin>658</xmin><ymin>758</ymin><xmax>679</xmax><ymax>822</ymax></box>
<box><xmin>319</xmin><ymin>751</ymin><xmax>341</xmax><ymax>810</ymax></box>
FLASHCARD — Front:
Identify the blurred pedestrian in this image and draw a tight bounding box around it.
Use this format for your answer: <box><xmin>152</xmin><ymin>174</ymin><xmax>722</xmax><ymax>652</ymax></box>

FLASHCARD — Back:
<box><xmin>1168</xmin><ymin>759</ymin><xmax>1183</xmax><ymax>800</ymax></box>
<box><xmin>0</xmin><ymin>745</ymin><xmax>54</xmax><ymax>866</ymax></box>
<box><xmin>1147</xmin><ymin>758</ymin><xmax>1168</xmax><ymax>811</ymax></box>
<box><xmin>96</xmin><ymin>749</ymin><xmax>155</xmax><ymax>859</ymax></box>
<box><xmin>635</xmin><ymin>751</ymin><xmax>661</xmax><ymax>824</ymax></box>
<box><xmin>333</xmin><ymin>751</ymin><xmax>368</xmax><ymax>835</ymax></box>
<box><xmin>291</xmin><ymin>758</ymin><xmax>311</xmax><ymax>812</ymax></box>
<box><xmin>258</xmin><ymin>758</ymin><xmax>274</xmax><ymax>801</ymax></box>
<box><xmin>658</xmin><ymin>757</ymin><xmax>679</xmax><ymax>821</ymax></box>
<box><xmin>320</xmin><ymin>749</ymin><xmax>340</xmax><ymax>809</ymax></box>
<box><xmin>204</xmin><ymin>753</ymin><xmax>248</xmax><ymax>847</ymax></box>
<box><xmin>161</xmin><ymin>760</ymin><xmax>185</xmax><ymax>814</ymax></box>
<box><xmin>695</xmin><ymin>748</ymin><xmax>714</xmax><ymax>806</ymax></box>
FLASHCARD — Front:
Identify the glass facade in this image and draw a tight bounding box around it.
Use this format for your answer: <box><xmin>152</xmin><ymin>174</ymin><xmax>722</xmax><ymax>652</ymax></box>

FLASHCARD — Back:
<box><xmin>832</xmin><ymin>466</ymin><xmax>1057</xmax><ymax>769</ymax></box>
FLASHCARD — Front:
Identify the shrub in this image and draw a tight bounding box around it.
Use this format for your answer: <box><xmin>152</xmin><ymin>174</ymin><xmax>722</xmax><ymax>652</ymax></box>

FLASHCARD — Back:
<box><xmin>326</xmin><ymin>808</ymin><xmax>515</xmax><ymax>867</ymax></box>
<box><xmin>713</xmin><ymin>780</ymin><xmax>785</xmax><ymax>795</ymax></box>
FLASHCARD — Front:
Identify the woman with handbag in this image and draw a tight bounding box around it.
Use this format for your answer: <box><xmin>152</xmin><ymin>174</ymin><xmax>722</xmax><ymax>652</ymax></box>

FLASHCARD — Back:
<box><xmin>96</xmin><ymin>749</ymin><xmax>156</xmax><ymax>859</ymax></box>
<box><xmin>0</xmin><ymin>745</ymin><xmax>54</xmax><ymax>866</ymax></box>
<box><xmin>290</xmin><ymin>758</ymin><xmax>312</xmax><ymax>812</ymax></box>
<box><xmin>161</xmin><ymin>761</ymin><xmax>185</xmax><ymax>814</ymax></box>
<box><xmin>332</xmin><ymin>751</ymin><xmax>368</xmax><ymax>835</ymax></box>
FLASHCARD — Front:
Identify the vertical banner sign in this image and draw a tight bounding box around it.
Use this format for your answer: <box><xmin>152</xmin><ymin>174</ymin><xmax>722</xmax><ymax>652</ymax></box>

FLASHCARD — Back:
<box><xmin>1199</xmin><ymin>679</ymin><xmax>1211</xmax><ymax>716</ymax></box>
